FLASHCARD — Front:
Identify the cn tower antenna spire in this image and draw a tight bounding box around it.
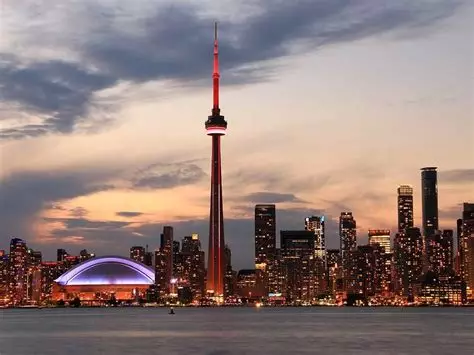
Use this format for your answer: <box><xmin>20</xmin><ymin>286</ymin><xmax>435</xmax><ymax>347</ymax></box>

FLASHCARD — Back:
<box><xmin>212</xmin><ymin>21</ymin><xmax>220</xmax><ymax>115</ymax></box>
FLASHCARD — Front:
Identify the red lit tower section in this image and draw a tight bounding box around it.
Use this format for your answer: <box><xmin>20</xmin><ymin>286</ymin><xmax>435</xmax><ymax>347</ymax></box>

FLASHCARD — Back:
<box><xmin>205</xmin><ymin>22</ymin><xmax>227</xmax><ymax>299</ymax></box>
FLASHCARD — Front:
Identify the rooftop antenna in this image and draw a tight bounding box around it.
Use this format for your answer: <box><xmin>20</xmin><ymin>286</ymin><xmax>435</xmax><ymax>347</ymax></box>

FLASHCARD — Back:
<box><xmin>212</xmin><ymin>21</ymin><xmax>220</xmax><ymax>116</ymax></box>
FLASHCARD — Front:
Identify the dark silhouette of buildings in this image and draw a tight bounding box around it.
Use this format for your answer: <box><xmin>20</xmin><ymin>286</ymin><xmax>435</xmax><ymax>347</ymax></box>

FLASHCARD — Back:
<box><xmin>421</xmin><ymin>167</ymin><xmax>439</xmax><ymax>237</ymax></box>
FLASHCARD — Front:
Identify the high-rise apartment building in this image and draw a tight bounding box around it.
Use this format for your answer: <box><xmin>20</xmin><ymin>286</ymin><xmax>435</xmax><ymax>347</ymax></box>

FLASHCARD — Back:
<box><xmin>394</xmin><ymin>228</ymin><xmax>423</xmax><ymax>298</ymax></box>
<box><xmin>305</xmin><ymin>215</ymin><xmax>327</xmax><ymax>295</ymax></box>
<box><xmin>426</xmin><ymin>230</ymin><xmax>454</xmax><ymax>276</ymax></box>
<box><xmin>8</xmin><ymin>238</ymin><xmax>28</xmax><ymax>305</ymax></box>
<box><xmin>255</xmin><ymin>204</ymin><xmax>276</xmax><ymax>271</ymax></box>
<box><xmin>460</xmin><ymin>203</ymin><xmax>474</xmax><ymax>299</ymax></box>
<box><xmin>421</xmin><ymin>167</ymin><xmax>439</xmax><ymax>237</ymax></box>
<box><xmin>155</xmin><ymin>226</ymin><xmax>174</xmax><ymax>298</ymax></box>
<box><xmin>397</xmin><ymin>185</ymin><xmax>414</xmax><ymax>233</ymax></box>
<box><xmin>0</xmin><ymin>253</ymin><xmax>9</xmax><ymax>303</ymax></box>
<box><xmin>340</xmin><ymin>212</ymin><xmax>357</xmax><ymax>290</ymax></box>
<box><xmin>280</xmin><ymin>230</ymin><xmax>316</xmax><ymax>302</ymax></box>
<box><xmin>305</xmin><ymin>216</ymin><xmax>326</xmax><ymax>258</ymax></box>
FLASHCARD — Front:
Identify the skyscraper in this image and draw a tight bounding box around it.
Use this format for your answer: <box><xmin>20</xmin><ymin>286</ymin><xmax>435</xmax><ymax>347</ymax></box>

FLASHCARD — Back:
<box><xmin>155</xmin><ymin>226</ymin><xmax>174</xmax><ymax>298</ymax></box>
<box><xmin>205</xmin><ymin>23</ymin><xmax>228</xmax><ymax>299</ymax></box>
<box><xmin>305</xmin><ymin>215</ymin><xmax>327</xmax><ymax>296</ymax></box>
<box><xmin>421</xmin><ymin>167</ymin><xmax>439</xmax><ymax>237</ymax></box>
<box><xmin>340</xmin><ymin>212</ymin><xmax>357</xmax><ymax>291</ymax></box>
<box><xmin>181</xmin><ymin>234</ymin><xmax>206</xmax><ymax>300</ymax></box>
<box><xmin>460</xmin><ymin>203</ymin><xmax>474</xmax><ymax>298</ymax></box>
<box><xmin>340</xmin><ymin>212</ymin><xmax>357</xmax><ymax>253</ymax></box>
<box><xmin>305</xmin><ymin>216</ymin><xmax>326</xmax><ymax>258</ymax></box>
<box><xmin>280</xmin><ymin>230</ymin><xmax>316</xmax><ymax>302</ymax></box>
<box><xmin>255</xmin><ymin>204</ymin><xmax>276</xmax><ymax>270</ymax></box>
<box><xmin>397</xmin><ymin>185</ymin><xmax>414</xmax><ymax>233</ymax></box>
<box><xmin>8</xmin><ymin>238</ymin><xmax>28</xmax><ymax>305</ymax></box>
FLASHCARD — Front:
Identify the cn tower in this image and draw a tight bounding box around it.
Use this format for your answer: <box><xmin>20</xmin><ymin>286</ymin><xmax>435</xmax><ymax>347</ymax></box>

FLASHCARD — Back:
<box><xmin>205</xmin><ymin>22</ymin><xmax>227</xmax><ymax>299</ymax></box>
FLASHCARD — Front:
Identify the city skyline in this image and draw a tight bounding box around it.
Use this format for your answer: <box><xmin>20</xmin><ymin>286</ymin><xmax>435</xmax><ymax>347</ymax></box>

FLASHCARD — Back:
<box><xmin>1</xmin><ymin>1</ymin><xmax>473</xmax><ymax>269</ymax></box>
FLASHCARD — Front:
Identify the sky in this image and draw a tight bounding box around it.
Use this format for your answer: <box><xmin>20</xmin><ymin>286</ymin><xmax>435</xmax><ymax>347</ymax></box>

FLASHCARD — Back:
<box><xmin>0</xmin><ymin>0</ymin><xmax>473</xmax><ymax>269</ymax></box>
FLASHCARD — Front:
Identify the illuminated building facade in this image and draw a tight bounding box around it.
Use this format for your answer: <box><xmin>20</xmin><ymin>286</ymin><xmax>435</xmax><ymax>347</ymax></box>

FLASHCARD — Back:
<box><xmin>8</xmin><ymin>238</ymin><xmax>28</xmax><ymax>306</ymax></box>
<box><xmin>326</xmin><ymin>249</ymin><xmax>342</xmax><ymax>295</ymax></box>
<box><xmin>426</xmin><ymin>230</ymin><xmax>454</xmax><ymax>276</ymax></box>
<box><xmin>394</xmin><ymin>227</ymin><xmax>423</xmax><ymax>298</ymax></box>
<box><xmin>397</xmin><ymin>185</ymin><xmax>414</xmax><ymax>233</ymax></box>
<box><xmin>236</xmin><ymin>269</ymin><xmax>265</xmax><ymax>300</ymax></box>
<box><xmin>418</xmin><ymin>272</ymin><xmax>462</xmax><ymax>305</ymax></box>
<box><xmin>421</xmin><ymin>167</ymin><xmax>439</xmax><ymax>238</ymax></box>
<box><xmin>180</xmin><ymin>235</ymin><xmax>206</xmax><ymax>299</ymax></box>
<box><xmin>155</xmin><ymin>226</ymin><xmax>174</xmax><ymax>298</ymax></box>
<box><xmin>305</xmin><ymin>216</ymin><xmax>327</xmax><ymax>296</ymax></box>
<box><xmin>267</xmin><ymin>249</ymin><xmax>285</xmax><ymax>297</ymax></box>
<box><xmin>205</xmin><ymin>23</ymin><xmax>227</xmax><ymax>299</ymax></box>
<box><xmin>340</xmin><ymin>212</ymin><xmax>357</xmax><ymax>291</ymax></box>
<box><xmin>0</xmin><ymin>252</ymin><xmax>8</xmax><ymax>304</ymax></box>
<box><xmin>368</xmin><ymin>230</ymin><xmax>392</xmax><ymax>295</ymax></box>
<box><xmin>346</xmin><ymin>245</ymin><xmax>382</xmax><ymax>297</ymax></box>
<box><xmin>280</xmin><ymin>230</ymin><xmax>315</xmax><ymax>302</ymax></box>
<box><xmin>255</xmin><ymin>204</ymin><xmax>276</xmax><ymax>271</ymax></box>
<box><xmin>368</xmin><ymin>229</ymin><xmax>391</xmax><ymax>254</ymax></box>
<box><xmin>459</xmin><ymin>203</ymin><xmax>474</xmax><ymax>300</ymax></box>
<box><xmin>52</xmin><ymin>256</ymin><xmax>155</xmax><ymax>302</ymax></box>
<box><xmin>130</xmin><ymin>246</ymin><xmax>146</xmax><ymax>264</ymax></box>
<box><xmin>305</xmin><ymin>216</ymin><xmax>326</xmax><ymax>258</ymax></box>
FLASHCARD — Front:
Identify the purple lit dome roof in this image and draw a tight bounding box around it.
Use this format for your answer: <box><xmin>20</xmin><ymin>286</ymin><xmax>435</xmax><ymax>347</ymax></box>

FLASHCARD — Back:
<box><xmin>54</xmin><ymin>256</ymin><xmax>155</xmax><ymax>286</ymax></box>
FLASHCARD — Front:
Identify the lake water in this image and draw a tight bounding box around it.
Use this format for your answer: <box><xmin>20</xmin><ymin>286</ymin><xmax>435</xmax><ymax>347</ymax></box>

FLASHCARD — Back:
<box><xmin>0</xmin><ymin>307</ymin><xmax>473</xmax><ymax>355</ymax></box>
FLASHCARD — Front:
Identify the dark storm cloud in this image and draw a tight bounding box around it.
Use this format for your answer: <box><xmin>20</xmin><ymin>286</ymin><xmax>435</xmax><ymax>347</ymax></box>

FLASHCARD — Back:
<box><xmin>131</xmin><ymin>162</ymin><xmax>206</xmax><ymax>189</ymax></box>
<box><xmin>0</xmin><ymin>59</ymin><xmax>116</xmax><ymax>139</ymax></box>
<box><xmin>0</xmin><ymin>170</ymin><xmax>114</xmax><ymax>239</ymax></box>
<box><xmin>241</xmin><ymin>192</ymin><xmax>305</xmax><ymax>204</ymax></box>
<box><xmin>1</xmin><ymin>0</ymin><xmax>463</xmax><ymax>139</ymax></box>
<box><xmin>116</xmin><ymin>211</ymin><xmax>144</xmax><ymax>218</ymax></box>
<box><xmin>439</xmin><ymin>169</ymin><xmax>474</xmax><ymax>184</ymax></box>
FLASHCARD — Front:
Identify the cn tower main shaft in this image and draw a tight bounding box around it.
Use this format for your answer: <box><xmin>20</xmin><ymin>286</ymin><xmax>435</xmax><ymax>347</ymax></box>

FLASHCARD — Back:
<box><xmin>205</xmin><ymin>22</ymin><xmax>227</xmax><ymax>298</ymax></box>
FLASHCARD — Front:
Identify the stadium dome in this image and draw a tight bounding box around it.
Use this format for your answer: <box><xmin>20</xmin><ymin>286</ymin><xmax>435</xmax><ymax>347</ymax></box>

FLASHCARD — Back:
<box><xmin>54</xmin><ymin>256</ymin><xmax>155</xmax><ymax>286</ymax></box>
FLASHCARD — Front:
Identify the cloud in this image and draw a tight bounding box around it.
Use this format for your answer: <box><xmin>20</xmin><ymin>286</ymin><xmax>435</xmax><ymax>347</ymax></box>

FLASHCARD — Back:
<box><xmin>131</xmin><ymin>162</ymin><xmax>206</xmax><ymax>189</ymax></box>
<box><xmin>69</xmin><ymin>207</ymin><xmax>89</xmax><ymax>218</ymax></box>
<box><xmin>0</xmin><ymin>59</ymin><xmax>116</xmax><ymax>139</ymax></box>
<box><xmin>116</xmin><ymin>211</ymin><xmax>144</xmax><ymax>218</ymax></box>
<box><xmin>241</xmin><ymin>192</ymin><xmax>305</xmax><ymax>204</ymax></box>
<box><xmin>439</xmin><ymin>169</ymin><xmax>474</xmax><ymax>184</ymax></box>
<box><xmin>0</xmin><ymin>169</ymin><xmax>114</xmax><ymax>240</ymax></box>
<box><xmin>44</xmin><ymin>217</ymin><xmax>132</xmax><ymax>230</ymax></box>
<box><xmin>1</xmin><ymin>0</ymin><xmax>463</xmax><ymax>139</ymax></box>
